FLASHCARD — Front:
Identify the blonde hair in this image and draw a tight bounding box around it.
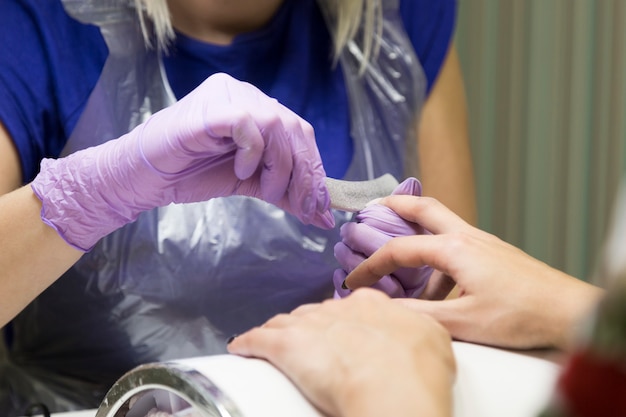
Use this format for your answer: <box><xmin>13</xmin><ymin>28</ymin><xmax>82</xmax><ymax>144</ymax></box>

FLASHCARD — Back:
<box><xmin>133</xmin><ymin>0</ymin><xmax>173</xmax><ymax>50</ymax></box>
<box><xmin>320</xmin><ymin>0</ymin><xmax>383</xmax><ymax>70</ymax></box>
<box><xmin>135</xmin><ymin>0</ymin><xmax>383</xmax><ymax>68</ymax></box>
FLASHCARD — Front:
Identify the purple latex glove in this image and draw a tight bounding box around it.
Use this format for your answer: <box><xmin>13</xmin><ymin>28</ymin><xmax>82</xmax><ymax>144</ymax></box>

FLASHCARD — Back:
<box><xmin>333</xmin><ymin>177</ymin><xmax>434</xmax><ymax>298</ymax></box>
<box><xmin>31</xmin><ymin>73</ymin><xmax>334</xmax><ymax>251</ymax></box>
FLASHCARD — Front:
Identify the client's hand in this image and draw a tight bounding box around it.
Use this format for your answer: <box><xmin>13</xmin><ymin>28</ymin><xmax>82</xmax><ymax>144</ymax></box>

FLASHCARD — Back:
<box><xmin>31</xmin><ymin>73</ymin><xmax>334</xmax><ymax>251</ymax></box>
<box><xmin>334</xmin><ymin>177</ymin><xmax>445</xmax><ymax>299</ymax></box>
<box><xmin>343</xmin><ymin>195</ymin><xmax>605</xmax><ymax>351</ymax></box>
<box><xmin>228</xmin><ymin>289</ymin><xmax>455</xmax><ymax>417</ymax></box>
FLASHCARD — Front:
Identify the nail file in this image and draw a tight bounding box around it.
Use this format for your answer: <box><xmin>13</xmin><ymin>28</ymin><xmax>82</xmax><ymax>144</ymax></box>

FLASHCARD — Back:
<box><xmin>325</xmin><ymin>173</ymin><xmax>400</xmax><ymax>213</ymax></box>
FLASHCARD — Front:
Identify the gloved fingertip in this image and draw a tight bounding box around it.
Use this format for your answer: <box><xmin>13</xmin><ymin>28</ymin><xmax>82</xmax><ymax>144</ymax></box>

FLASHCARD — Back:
<box><xmin>393</xmin><ymin>177</ymin><xmax>422</xmax><ymax>196</ymax></box>
<box><xmin>333</xmin><ymin>269</ymin><xmax>351</xmax><ymax>298</ymax></box>
<box><xmin>318</xmin><ymin>181</ymin><xmax>331</xmax><ymax>212</ymax></box>
<box><xmin>234</xmin><ymin>148</ymin><xmax>263</xmax><ymax>181</ymax></box>
<box><xmin>336</xmin><ymin>279</ymin><xmax>353</xmax><ymax>298</ymax></box>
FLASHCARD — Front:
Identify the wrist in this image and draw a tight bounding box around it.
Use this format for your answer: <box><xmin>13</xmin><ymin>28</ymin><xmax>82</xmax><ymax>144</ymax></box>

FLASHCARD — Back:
<box><xmin>336</xmin><ymin>353</ymin><xmax>453</xmax><ymax>417</ymax></box>
<box><xmin>31</xmin><ymin>134</ymin><xmax>165</xmax><ymax>251</ymax></box>
<box><xmin>557</xmin><ymin>282</ymin><xmax>605</xmax><ymax>351</ymax></box>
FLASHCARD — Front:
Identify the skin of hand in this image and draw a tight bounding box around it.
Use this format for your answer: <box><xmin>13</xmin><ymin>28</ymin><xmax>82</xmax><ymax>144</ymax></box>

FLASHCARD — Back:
<box><xmin>343</xmin><ymin>195</ymin><xmax>606</xmax><ymax>351</ymax></box>
<box><xmin>228</xmin><ymin>288</ymin><xmax>455</xmax><ymax>417</ymax></box>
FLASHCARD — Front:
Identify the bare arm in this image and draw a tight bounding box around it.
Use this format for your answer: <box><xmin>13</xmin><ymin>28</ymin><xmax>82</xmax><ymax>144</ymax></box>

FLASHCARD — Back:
<box><xmin>417</xmin><ymin>44</ymin><xmax>477</xmax><ymax>225</ymax></box>
<box><xmin>0</xmin><ymin>122</ymin><xmax>82</xmax><ymax>326</ymax></box>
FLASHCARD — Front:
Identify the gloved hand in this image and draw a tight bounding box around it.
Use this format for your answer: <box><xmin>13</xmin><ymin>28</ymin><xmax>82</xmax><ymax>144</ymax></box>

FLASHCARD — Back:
<box><xmin>333</xmin><ymin>177</ymin><xmax>433</xmax><ymax>298</ymax></box>
<box><xmin>32</xmin><ymin>73</ymin><xmax>334</xmax><ymax>251</ymax></box>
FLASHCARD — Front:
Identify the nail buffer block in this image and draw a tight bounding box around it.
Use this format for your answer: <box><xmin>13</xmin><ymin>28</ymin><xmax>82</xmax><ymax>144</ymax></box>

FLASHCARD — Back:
<box><xmin>325</xmin><ymin>174</ymin><xmax>399</xmax><ymax>213</ymax></box>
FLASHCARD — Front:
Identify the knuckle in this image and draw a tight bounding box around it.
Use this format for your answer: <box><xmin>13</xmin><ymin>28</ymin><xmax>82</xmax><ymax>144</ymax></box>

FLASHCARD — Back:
<box><xmin>260</xmin><ymin>114</ymin><xmax>284</xmax><ymax>138</ymax></box>
<box><xmin>414</xmin><ymin>196</ymin><xmax>439</xmax><ymax>213</ymax></box>
<box><xmin>443</xmin><ymin>231</ymin><xmax>473</xmax><ymax>254</ymax></box>
<box><xmin>299</xmin><ymin>120</ymin><xmax>315</xmax><ymax>137</ymax></box>
<box><xmin>208</xmin><ymin>72</ymin><xmax>228</xmax><ymax>82</ymax></box>
<box><xmin>385</xmin><ymin>238</ymin><xmax>406</xmax><ymax>258</ymax></box>
<box><xmin>264</xmin><ymin>312</ymin><xmax>290</xmax><ymax>327</ymax></box>
<box><xmin>351</xmin><ymin>287</ymin><xmax>387</xmax><ymax>304</ymax></box>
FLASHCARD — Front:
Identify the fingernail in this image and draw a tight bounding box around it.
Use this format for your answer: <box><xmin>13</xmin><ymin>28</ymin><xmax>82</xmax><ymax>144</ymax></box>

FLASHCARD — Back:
<box><xmin>227</xmin><ymin>334</ymin><xmax>238</xmax><ymax>344</ymax></box>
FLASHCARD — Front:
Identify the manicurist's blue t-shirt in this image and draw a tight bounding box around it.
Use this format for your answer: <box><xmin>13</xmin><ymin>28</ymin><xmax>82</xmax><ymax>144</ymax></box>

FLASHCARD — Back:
<box><xmin>0</xmin><ymin>0</ymin><xmax>456</xmax><ymax>183</ymax></box>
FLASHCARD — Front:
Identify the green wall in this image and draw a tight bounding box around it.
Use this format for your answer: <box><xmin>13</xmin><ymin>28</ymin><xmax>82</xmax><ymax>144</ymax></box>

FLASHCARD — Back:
<box><xmin>455</xmin><ymin>0</ymin><xmax>626</xmax><ymax>281</ymax></box>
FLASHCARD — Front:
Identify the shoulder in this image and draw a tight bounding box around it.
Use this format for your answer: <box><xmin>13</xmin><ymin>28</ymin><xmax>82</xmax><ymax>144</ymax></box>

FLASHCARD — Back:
<box><xmin>0</xmin><ymin>0</ymin><xmax>108</xmax><ymax>183</ymax></box>
<box><xmin>398</xmin><ymin>0</ymin><xmax>457</xmax><ymax>94</ymax></box>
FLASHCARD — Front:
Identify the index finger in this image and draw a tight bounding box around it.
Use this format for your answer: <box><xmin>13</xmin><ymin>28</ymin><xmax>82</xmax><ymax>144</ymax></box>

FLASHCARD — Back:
<box><xmin>379</xmin><ymin>195</ymin><xmax>470</xmax><ymax>235</ymax></box>
<box><xmin>343</xmin><ymin>234</ymin><xmax>455</xmax><ymax>289</ymax></box>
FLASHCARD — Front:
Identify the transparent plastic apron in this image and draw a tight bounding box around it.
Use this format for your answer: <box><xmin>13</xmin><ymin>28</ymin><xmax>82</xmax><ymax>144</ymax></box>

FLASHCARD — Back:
<box><xmin>1</xmin><ymin>0</ymin><xmax>425</xmax><ymax>414</ymax></box>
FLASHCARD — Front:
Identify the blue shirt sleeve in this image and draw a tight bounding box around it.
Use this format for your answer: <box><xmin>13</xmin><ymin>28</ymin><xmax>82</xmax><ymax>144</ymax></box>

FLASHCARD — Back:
<box><xmin>0</xmin><ymin>0</ymin><xmax>107</xmax><ymax>183</ymax></box>
<box><xmin>399</xmin><ymin>0</ymin><xmax>457</xmax><ymax>95</ymax></box>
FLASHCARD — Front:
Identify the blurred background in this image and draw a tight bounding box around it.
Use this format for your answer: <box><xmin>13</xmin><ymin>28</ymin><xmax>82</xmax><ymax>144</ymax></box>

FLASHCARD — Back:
<box><xmin>455</xmin><ymin>0</ymin><xmax>626</xmax><ymax>282</ymax></box>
